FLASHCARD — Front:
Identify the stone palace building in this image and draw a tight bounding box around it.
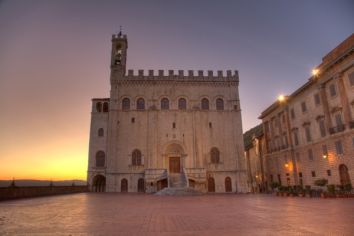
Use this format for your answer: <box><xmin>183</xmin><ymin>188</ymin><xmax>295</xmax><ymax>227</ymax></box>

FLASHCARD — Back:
<box><xmin>87</xmin><ymin>32</ymin><xmax>248</xmax><ymax>193</ymax></box>
<box><xmin>247</xmin><ymin>34</ymin><xmax>353</xmax><ymax>191</ymax></box>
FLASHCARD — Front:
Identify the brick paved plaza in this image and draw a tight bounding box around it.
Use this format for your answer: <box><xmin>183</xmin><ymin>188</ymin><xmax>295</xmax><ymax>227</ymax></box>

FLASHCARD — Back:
<box><xmin>0</xmin><ymin>193</ymin><xmax>353</xmax><ymax>235</ymax></box>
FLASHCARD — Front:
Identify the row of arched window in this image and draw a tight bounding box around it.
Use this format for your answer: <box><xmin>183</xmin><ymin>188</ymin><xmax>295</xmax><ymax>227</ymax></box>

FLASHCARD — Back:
<box><xmin>121</xmin><ymin>97</ymin><xmax>225</xmax><ymax>111</ymax></box>
<box><xmin>208</xmin><ymin>176</ymin><xmax>232</xmax><ymax>192</ymax></box>
<box><xmin>94</xmin><ymin>150</ymin><xmax>143</xmax><ymax>168</ymax></box>
<box><xmin>96</xmin><ymin>102</ymin><xmax>109</xmax><ymax>113</ymax></box>
<box><xmin>95</xmin><ymin>148</ymin><xmax>220</xmax><ymax>167</ymax></box>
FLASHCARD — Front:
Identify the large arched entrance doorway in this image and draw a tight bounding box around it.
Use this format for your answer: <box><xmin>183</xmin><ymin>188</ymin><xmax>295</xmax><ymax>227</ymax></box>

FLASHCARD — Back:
<box><xmin>164</xmin><ymin>143</ymin><xmax>185</xmax><ymax>173</ymax></box>
<box><xmin>339</xmin><ymin>164</ymin><xmax>351</xmax><ymax>186</ymax></box>
<box><xmin>169</xmin><ymin>157</ymin><xmax>181</xmax><ymax>173</ymax></box>
<box><xmin>138</xmin><ymin>178</ymin><xmax>145</xmax><ymax>193</ymax></box>
<box><xmin>225</xmin><ymin>177</ymin><xmax>232</xmax><ymax>192</ymax></box>
<box><xmin>92</xmin><ymin>175</ymin><xmax>106</xmax><ymax>192</ymax></box>
<box><xmin>121</xmin><ymin>178</ymin><xmax>128</xmax><ymax>192</ymax></box>
<box><xmin>208</xmin><ymin>177</ymin><xmax>215</xmax><ymax>192</ymax></box>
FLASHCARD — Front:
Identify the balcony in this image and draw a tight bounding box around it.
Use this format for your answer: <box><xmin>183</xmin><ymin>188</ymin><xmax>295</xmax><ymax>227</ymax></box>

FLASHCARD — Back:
<box><xmin>329</xmin><ymin>124</ymin><xmax>346</xmax><ymax>134</ymax></box>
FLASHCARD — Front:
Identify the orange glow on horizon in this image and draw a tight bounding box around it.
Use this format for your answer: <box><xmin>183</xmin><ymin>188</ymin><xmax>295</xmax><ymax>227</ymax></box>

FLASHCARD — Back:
<box><xmin>0</xmin><ymin>131</ymin><xmax>88</xmax><ymax>181</ymax></box>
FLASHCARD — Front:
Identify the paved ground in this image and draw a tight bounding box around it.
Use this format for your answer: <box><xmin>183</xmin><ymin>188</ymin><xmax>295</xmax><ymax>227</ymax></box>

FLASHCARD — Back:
<box><xmin>0</xmin><ymin>193</ymin><xmax>353</xmax><ymax>236</ymax></box>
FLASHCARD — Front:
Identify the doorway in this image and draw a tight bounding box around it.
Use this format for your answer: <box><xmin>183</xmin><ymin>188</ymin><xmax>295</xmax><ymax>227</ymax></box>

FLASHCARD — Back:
<box><xmin>225</xmin><ymin>177</ymin><xmax>232</xmax><ymax>192</ymax></box>
<box><xmin>169</xmin><ymin>157</ymin><xmax>181</xmax><ymax>173</ymax></box>
<box><xmin>339</xmin><ymin>164</ymin><xmax>351</xmax><ymax>186</ymax></box>
<box><xmin>208</xmin><ymin>177</ymin><xmax>215</xmax><ymax>192</ymax></box>
<box><xmin>121</xmin><ymin>178</ymin><xmax>128</xmax><ymax>192</ymax></box>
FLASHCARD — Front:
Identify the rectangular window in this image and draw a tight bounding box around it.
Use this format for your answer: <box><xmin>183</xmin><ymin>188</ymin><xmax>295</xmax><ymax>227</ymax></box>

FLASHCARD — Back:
<box><xmin>299</xmin><ymin>172</ymin><xmax>303</xmax><ymax>178</ymax></box>
<box><xmin>329</xmin><ymin>83</ymin><xmax>337</xmax><ymax>97</ymax></box>
<box><xmin>286</xmin><ymin>173</ymin><xmax>289</xmax><ymax>176</ymax></box>
<box><xmin>305</xmin><ymin>126</ymin><xmax>312</xmax><ymax>142</ymax></box>
<box><xmin>335</xmin><ymin>113</ymin><xmax>343</xmax><ymax>127</ymax></box>
<box><xmin>322</xmin><ymin>144</ymin><xmax>328</xmax><ymax>156</ymax></box>
<box><xmin>314</xmin><ymin>93</ymin><xmax>321</xmax><ymax>105</ymax></box>
<box><xmin>319</xmin><ymin>119</ymin><xmax>326</xmax><ymax>137</ymax></box>
<box><xmin>308</xmin><ymin>149</ymin><xmax>314</xmax><ymax>161</ymax></box>
<box><xmin>335</xmin><ymin>140</ymin><xmax>344</xmax><ymax>155</ymax></box>
<box><xmin>296</xmin><ymin>152</ymin><xmax>300</xmax><ymax>162</ymax></box>
<box><xmin>283</xmin><ymin>134</ymin><xmax>288</xmax><ymax>147</ymax></box>
<box><xmin>290</xmin><ymin>108</ymin><xmax>295</xmax><ymax>119</ymax></box>
<box><xmin>277</xmin><ymin>174</ymin><xmax>282</xmax><ymax>185</ymax></box>
<box><xmin>352</xmin><ymin>137</ymin><xmax>354</xmax><ymax>148</ymax></box>
<box><xmin>264</xmin><ymin>122</ymin><xmax>269</xmax><ymax>133</ymax></box>
<box><xmin>349</xmin><ymin>72</ymin><xmax>354</xmax><ymax>86</ymax></box>
<box><xmin>293</xmin><ymin>131</ymin><xmax>299</xmax><ymax>146</ymax></box>
<box><xmin>327</xmin><ymin>170</ymin><xmax>331</xmax><ymax>176</ymax></box>
<box><xmin>311</xmin><ymin>171</ymin><xmax>316</xmax><ymax>177</ymax></box>
<box><xmin>301</xmin><ymin>102</ymin><xmax>307</xmax><ymax>113</ymax></box>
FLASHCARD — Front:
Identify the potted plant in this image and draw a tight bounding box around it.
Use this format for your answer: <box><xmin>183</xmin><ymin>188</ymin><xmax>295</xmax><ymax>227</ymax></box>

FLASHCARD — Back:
<box><xmin>336</xmin><ymin>185</ymin><xmax>344</xmax><ymax>198</ymax></box>
<box><xmin>270</xmin><ymin>182</ymin><xmax>280</xmax><ymax>195</ymax></box>
<box><xmin>305</xmin><ymin>185</ymin><xmax>311</xmax><ymax>198</ymax></box>
<box><xmin>344</xmin><ymin>183</ymin><xmax>352</xmax><ymax>198</ymax></box>
<box><xmin>314</xmin><ymin>178</ymin><xmax>328</xmax><ymax>198</ymax></box>
<box><xmin>327</xmin><ymin>184</ymin><xmax>335</xmax><ymax>198</ymax></box>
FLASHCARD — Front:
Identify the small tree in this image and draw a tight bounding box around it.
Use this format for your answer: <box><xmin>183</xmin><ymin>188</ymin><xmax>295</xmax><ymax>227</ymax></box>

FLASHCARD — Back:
<box><xmin>314</xmin><ymin>178</ymin><xmax>328</xmax><ymax>187</ymax></box>
<box><xmin>270</xmin><ymin>182</ymin><xmax>280</xmax><ymax>190</ymax></box>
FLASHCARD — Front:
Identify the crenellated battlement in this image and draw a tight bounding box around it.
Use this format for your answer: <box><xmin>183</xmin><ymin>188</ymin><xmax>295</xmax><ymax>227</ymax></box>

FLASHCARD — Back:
<box><xmin>112</xmin><ymin>33</ymin><xmax>127</xmax><ymax>40</ymax></box>
<box><xmin>121</xmin><ymin>69</ymin><xmax>239</xmax><ymax>81</ymax></box>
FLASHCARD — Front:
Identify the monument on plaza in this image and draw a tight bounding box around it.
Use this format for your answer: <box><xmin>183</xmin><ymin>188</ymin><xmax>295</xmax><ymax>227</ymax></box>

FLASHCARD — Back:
<box><xmin>87</xmin><ymin>31</ymin><xmax>247</xmax><ymax>193</ymax></box>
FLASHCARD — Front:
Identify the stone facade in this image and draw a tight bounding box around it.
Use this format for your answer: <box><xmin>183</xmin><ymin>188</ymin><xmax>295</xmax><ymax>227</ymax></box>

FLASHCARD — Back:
<box><xmin>259</xmin><ymin>34</ymin><xmax>354</xmax><ymax>189</ymax></box>
<box><xmin>244</xmin><ymin>124</ymin><xmax>266</xmax><ymax>193</ymax></box>
<box><xmin>87</xmin><ymin>32</ymin><xmax>248</xmax><ymax>193</ymax></box>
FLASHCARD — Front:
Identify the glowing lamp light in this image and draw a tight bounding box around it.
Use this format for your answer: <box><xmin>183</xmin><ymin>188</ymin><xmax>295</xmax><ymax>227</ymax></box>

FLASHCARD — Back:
<box><xmin>278</xmin><ymin>95</ymin><xmax>285</xmax><ymax>102</ymax></box>
<box><xmin>312</xmin><ymin>68</ymin><xmax>319</xmax><ymax>76</ymax></box>
<box><xmin>284</xmin><ymin>163</ymin><xmax>289</xmax><ymax>168</ymax></box>
<box><xmin>323</xmin><ymin>154</ymin><xmax>327</xmax><ymax>159</ymax></box>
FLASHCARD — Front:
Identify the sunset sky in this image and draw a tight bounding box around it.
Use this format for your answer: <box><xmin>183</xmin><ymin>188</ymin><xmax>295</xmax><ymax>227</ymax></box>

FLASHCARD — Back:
<box><xmin>0</xmin><ymin>0</ymin><xmax>353</xmax><ymax>180</ymax></box>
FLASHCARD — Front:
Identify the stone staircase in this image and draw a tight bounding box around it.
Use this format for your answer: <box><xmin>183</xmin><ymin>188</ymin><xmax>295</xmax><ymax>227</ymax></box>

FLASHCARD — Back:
<box><xmin>155</xmin><ymin>169</ymin><xmax>202</xmax><ymax>196</ymax></box>
<box><xmin>155</xmin><ymin>187</ymin><xmax>202</xmax><ymax>196</ymax></box>
<box><xmin>169</xmin><ymin>173</ymin><xmax>187</xmax><ymax>188</ymax></box>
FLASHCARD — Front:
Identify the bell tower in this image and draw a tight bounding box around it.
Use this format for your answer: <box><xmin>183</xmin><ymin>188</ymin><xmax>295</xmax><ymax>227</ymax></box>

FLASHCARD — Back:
<box><xmin>110</xmin><ymin>29</ymin><xmax>128</xmax><ymax>76</ymax></box>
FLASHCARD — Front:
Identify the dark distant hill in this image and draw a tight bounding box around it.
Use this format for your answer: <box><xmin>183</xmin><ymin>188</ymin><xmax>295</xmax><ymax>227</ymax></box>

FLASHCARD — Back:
<box><xmin>0</xmin><ymin>179</ymin><xmax>87</xmax><ymax>188</ymax></box>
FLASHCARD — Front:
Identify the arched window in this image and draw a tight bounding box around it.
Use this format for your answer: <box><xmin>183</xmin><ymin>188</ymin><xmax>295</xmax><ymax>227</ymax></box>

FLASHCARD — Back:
<box><xmin>137</xmin><ymin>98</ymin><xmax>145</xmax><ymax>110</ymax></box>
<box><xmin>96</xmin><ymin>102</ymin><xmax>102</xmax><ymax>112</ymax></box>
<box><xmin>122</xmin><ymin>98</ymin><xmax>130</xmax><ymax>110</ymax></box>
<box><xmin>98</xmin><ymin>128</ymin><xmax>104</xmax><ymax>137</ymax></box>
<box><xmin>210</xmin><ymin>148</ymin><xmax>220</xmax><ymax>164</ymax></box>
<box><xmin>95</xmin><ymin>151</ymin><xmax>105</xmax><ymax>167</ymax></box>
<box><xmin>103</xmin><ymin>102</ymin><xmax>109</xmax><ymax>112</ymax></box>
<box><xmin>178</xmin><ymin>98</ymin><xmax>187</xmax><ymax>110</ymax></box>
<box><xmin>216</xmin><ymin>98</ymin><xmax>224</xmax><ymax>110</ymax></box>
<box><xmin>161</xmin><ymin>98</ymin><xmax>169</xmax><ymax>110</ymax></box>
<box><xmin>132</xmin><ymin>149</ymin><xmax>142</xmax><ymax>166</ymax></box>
<box><xmin>201</xmin><ymin>98</ymin><xmax>209</xmax><ymax>110</ymax></box>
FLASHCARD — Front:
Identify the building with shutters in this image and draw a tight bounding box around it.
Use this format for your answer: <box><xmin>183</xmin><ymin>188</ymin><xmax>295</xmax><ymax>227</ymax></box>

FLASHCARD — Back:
<box><xmin>259</xmin><ymin>34</ymin><xmax>354</xmax><ymax>189</ymax></box>
<box><xmin>87</xmin><ymin>32</ymin><xmax>248</xmax><ymax>193</ymax></box>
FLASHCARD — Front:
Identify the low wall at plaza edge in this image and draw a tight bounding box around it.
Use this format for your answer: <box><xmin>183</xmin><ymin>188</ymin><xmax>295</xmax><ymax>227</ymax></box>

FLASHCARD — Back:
<box><xmin>0</xmin><ymin>186</ymin><xmax>89</xmax><ymax>201</ymax></box>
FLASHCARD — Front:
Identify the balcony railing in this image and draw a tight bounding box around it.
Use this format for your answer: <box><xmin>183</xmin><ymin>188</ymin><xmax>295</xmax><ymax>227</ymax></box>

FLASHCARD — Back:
<box><xmin>329</xmin><ymin>124</ymin><xmax>346</xmax><ymax>134</ymax></box>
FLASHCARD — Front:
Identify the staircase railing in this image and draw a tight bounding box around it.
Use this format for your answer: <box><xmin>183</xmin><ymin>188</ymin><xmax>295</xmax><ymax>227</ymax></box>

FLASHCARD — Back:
<box><xmin>182</xmin><ymin>168</ymin><xmax>189</xmax><ymax>187</ymax></box>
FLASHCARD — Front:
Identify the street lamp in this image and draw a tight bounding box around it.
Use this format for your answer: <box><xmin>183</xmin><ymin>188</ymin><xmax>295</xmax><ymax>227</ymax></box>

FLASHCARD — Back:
<box><xmin>312</xmin><ymin>68</ymin><xmax>319</xmax><ymax>77</ymax></box>
<box><xmin>278</xmin><ymin>94</ymin><xmax>285</xmax><ymax>102</ymax></box>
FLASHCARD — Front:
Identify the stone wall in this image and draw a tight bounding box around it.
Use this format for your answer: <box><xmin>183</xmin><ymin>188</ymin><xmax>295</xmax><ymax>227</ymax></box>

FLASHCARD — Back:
<box><xmin>0</xmin><ymin>186</ymin><xmax>88</xmax><ymax>201</ymax></box>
